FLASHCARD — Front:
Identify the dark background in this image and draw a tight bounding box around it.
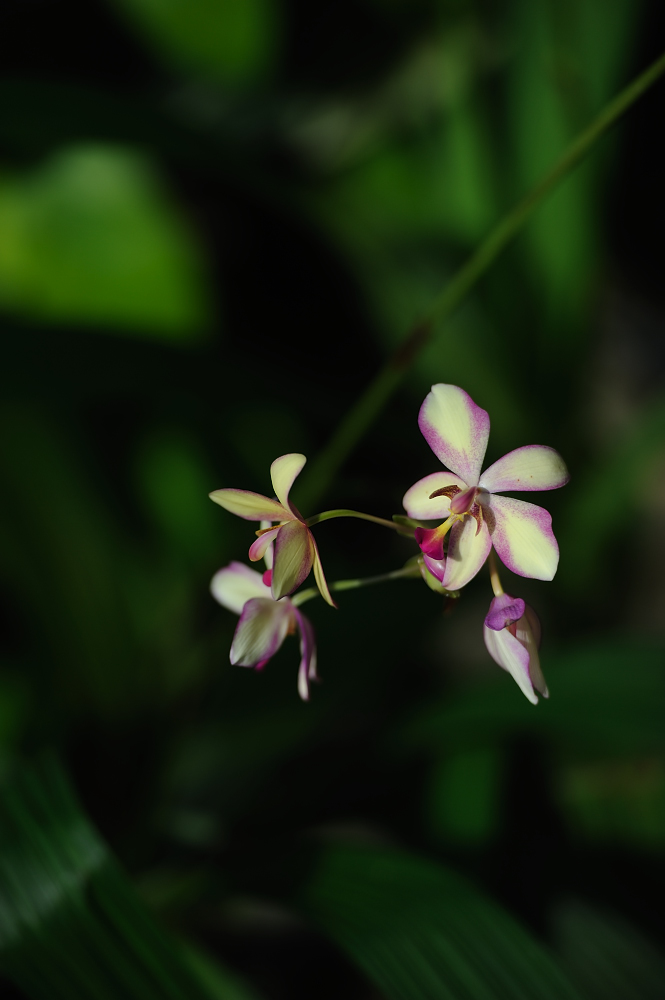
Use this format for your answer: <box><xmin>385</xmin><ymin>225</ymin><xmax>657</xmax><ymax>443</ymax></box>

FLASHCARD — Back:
<box><xmin>1</xmin><ymin>1</ymin><xmax>664</xmax><ymax>997</ymax></box>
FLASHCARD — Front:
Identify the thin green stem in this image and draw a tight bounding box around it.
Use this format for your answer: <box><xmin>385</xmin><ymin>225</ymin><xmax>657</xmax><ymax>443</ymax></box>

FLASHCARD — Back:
<box><xmin>291</xmin><ymin>563</ymin><xmax>421</xmax><ymax>606</ymax></box>
<box><xmin>488</xmin><ymin>549</ymin><xmax>503</xmax><ymax>597</ymax></box>
<box><xmin>297</xmin><ymin>49</ymin><xmax>665</xmax><ymax>510</ymax></box>
<box><xmin>306</xmin><ymin>508</ymin><xmax>401</xmax><ymax>531</ymax></box>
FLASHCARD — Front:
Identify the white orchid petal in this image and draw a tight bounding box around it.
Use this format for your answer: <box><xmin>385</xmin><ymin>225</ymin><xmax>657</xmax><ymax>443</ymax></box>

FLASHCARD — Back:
<box><xmin>479</xmin><ymin>445</ymin><xmax>569</xmax><ymax>493</ymax></box>
<box><xmin>486</xmin><ymin>495</ymin><xmax>559</xmax><ymax>581</ymax></box>
<box><xmin>210</xmin><ymin>562</ymin><xmax>270</xmax><ymax>616</ymax></box>
<box><xmin>419</xmin><ymin>384</ymin><xmax>490</xmax><ymax>486</ymax></box>
<box><xmin>441</xmin><ymin>517</ymin><xmax>492</xmax><ymax>590</ymax></box>
<box><xmin>483</xmin><ymin>625</ymin><xmax>539</xmax><ymax>704</ymax></box>
<box><xmin>402</xmin><ymin>472</ymin><xmax>467</xmax><ymax>520</ymax></box>
<box><xmin>230</xmin><ymin>597</ymin><xmax>293</xmax><ymax>667</ymax></box>
<box><xmin>270</xmin><ymin>453</ymin><xmax>307</xmax><ymax>512</ymax></box>
<box><xmin>209</xmin><ymin>488</ymin><xmax>289</xmax><ymax>522</ymax></box>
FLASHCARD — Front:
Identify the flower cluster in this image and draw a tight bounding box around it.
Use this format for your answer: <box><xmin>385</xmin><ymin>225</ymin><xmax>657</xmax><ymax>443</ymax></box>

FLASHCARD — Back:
<box><xmin>209</xmin><ymin>384</ymin><xmax>568</xmax><ymax>704</ymax></box>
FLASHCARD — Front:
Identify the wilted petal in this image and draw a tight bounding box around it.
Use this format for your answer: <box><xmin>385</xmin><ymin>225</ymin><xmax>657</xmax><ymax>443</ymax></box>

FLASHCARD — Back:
<box><xmin>210</xmin><ymin>562</ymin><xmax>269</xmax><ymax>615</ymax></box>
<box><xmin>403</xmin><ymin>472</ymin><xmax>467</xmax><ymax>520</ymax></box>
<box><xmin>419</xmin><ymin>384</ymin><xmax>490</xmax><ymax>486</ymax></box>
<box><xmin>249</xmin><ymin>525</ymin><xmax>281</xmax><ymax>562</ymax></box>
<box><xmin>515</xmin><ymin>606</ymin><xmax>547</xmax><ymax>697</ymax></box>
<box><xmin>209</xmin><ymin>488</ymin><xmax>288</xmax><ymax>522</ymax></box>
<box><xmin>442</xmin><ymin>517</ymin><xmax>492</xmax><ymax>590</ymax></box>
<box><xmin>271</xmin><ymin>519</ymin><xmax>314</xmax><ymax>600</ymax></box>
<box><xmin>311</xmin><ymin>533</ymin><xmax>337</xmax><ymax>608</ymax></box>
<box><xmin>486</xmin><ymin>495</ymin><xmax>559</xmax><ymax>581</ymax></box>
<box><xmin>230</xmin><ymin>597</ymin><xmax>293</xmax><ymax>667</ymax></box>
<box><xmin>294</xmin><ymin>608</ymin><xmax>317</xmax><ymax>701</ymax></box>
<box><xmin>479</xmin><ymin>445</ymin><xmax>570</xmax><ymax>493</ymax></box>
<box><xmin>484</xmin><ymin>592</ymin><xmax>526</xmax><ymax>631</ymax></box>
<box><xmin>270</xmin><ymin>453</ymin><xmax>307</xmax><ymax>513</ymax></box>
<box><xmin>483</xmin><ymin>624</ymin><xmax>539</xmax><ymax>704</ymax></box>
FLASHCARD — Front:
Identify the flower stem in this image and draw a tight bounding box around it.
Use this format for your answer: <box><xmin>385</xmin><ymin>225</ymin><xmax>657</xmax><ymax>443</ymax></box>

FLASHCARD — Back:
<box><xmin>297</xmin><ymin>48</ymin><xmax>665</xmax><ymax>511</ymax></box>
<box><xmin>488</xmin><ymin>549</ymin><xmax>504</xmax><ymax>597</ymax></box>
<box><xmin>306</xmin><ymin>508</ymin><xmax>401</xmax><ymax>531</ymax></box>
<box><xmin>291</xmin><ymin>563</ymin><xmax>421</xmax><ymax>606</ymax></box>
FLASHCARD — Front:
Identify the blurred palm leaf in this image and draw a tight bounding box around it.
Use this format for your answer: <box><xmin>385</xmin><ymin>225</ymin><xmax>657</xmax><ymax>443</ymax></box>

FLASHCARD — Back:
<box><xmin>553</xmin><ymin>899</ymin><xmax>665</xmax><ymax>1000</ymax></box>
<box><xmin>0</xmin><ymin>757</ymin><xmax>258</xmax><ymax>1000</ymax></box>
<box><xmin>301</xmin><ymin>842</ymin><xmax>584</xmax><ymax>1000</ymax></box>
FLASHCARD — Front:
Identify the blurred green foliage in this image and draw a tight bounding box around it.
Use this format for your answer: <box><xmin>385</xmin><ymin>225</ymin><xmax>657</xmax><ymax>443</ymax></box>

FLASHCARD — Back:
<box><xmin>1</xmin><ymin>0</ymin><xmax>664</xmax><ymax>997</ymax></box>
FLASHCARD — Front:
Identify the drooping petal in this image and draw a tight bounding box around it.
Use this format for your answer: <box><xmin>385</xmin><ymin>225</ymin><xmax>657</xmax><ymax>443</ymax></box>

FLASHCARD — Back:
<box><xmin>479</xmin><ymin>445</ymin><xmax>570</xmax><ymax>493</ymax></box>
<box><xmin>270</xmin><ymin>453</ymin><xmax>307</xmax><ymax>513</ymax></box>
<box><xmin>249</xmin><ymin>525</ymin><xmax>281</xmax><ymax>562</ymax></box>
<box><xmin>515</xmin><ymin>609</ymin><xmax>548</xmax><ymax>698</ymax></box>
<box><xmin>484</xmin><ymin>593</ymin><xmax>526</xmax><ymax>631</ymax></box>
<box><xmin>418</xmin><ymin>384</ymin><xmax>490</xmax><ymax>486</ymax></box>
<box><xmin>485</xmin><ymin>495</ymin><xmax>559</xmax><ymax>581</ymax></box>
<box><xmin>403</xmin><ymin>472</ymin><xmax>467</xmax><ymax>520</ymax></box>
<box><xmin>230</xmin><ymin>597</ymin><xmax>293</xmax><ymax>667</ymax></box>
<box><xmin>210</xmin><ymin>562</ymin><xmax>269</xmax><ymax>615</ymax></box>
<box><xmin>310</xmin><ymin>533</ymin><xmax>337</xmax><ymax>608</ymax></box>
<box><xmin>209</xmin><ymin>488</ymin><xmax>288</xmax><ymax>522</ymax></box>
<box><xmin>441</xmin><ymin>517</ymin><xmax>492</xmax><ymax>590</ymax></box>
<box><xmin>483</xmin><ymin>625</ymin><xmax>539</xmax><ymax>704</ymax></box>
<box><xmin>271</xmin><ymin>519</ymin><xmax>314</xmax><ymax>600</ymax></box>
<box><xmin>294</xmin><ymin>608</ymin><xmax>317</xmax><ymax>701</ymax></box>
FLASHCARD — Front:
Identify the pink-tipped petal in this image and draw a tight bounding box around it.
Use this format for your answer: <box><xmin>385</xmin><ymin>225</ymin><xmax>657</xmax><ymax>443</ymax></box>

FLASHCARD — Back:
<box><xmin>294</xmin><ymin>608</ymin><xmax>317</xmax><ymax>701</ymax></box>
<box><xmin>484</xmin><ymin>593</ymin><xmax>526</xmax><ymax>631</ymax></box>
<box><xmin>442</xmin><ymin>517</ymin><xmax>492</xmax><ymax>590</ymax></box>
<box><xmin>485</xmin><ymin>495</ymin><xmax>559</xmax><ymax>581</ymax></box>
<box><xmin>310</xmin><ymin>533</ymin><xmax>337</xmax><ymax>608</ymax></box>
<box><xmin>403</xmin><ymin>472</ymin><xmax>467</xmax><ymax>520</ymax></box>
<box><xmin>249</xmin><ymin>525</ymin><xmax>281</xmax><ymax>562</ymax></box>
<box><xmin>210</xmin><ymin>562</ymin><xmax>270</xmax><ymax>615</ymax></box>
<box><xmin>271</xmin><ymin>519</ymin><xmax>314</xmax><ymax>600</ymax></box>
<box><xmin>418</xmin><ymin>384</ymin><xmax>490</xmax><ymax>486</ymax></box>
<box><xmin>270</xmin><ymin>453</ymin><xmax>307</xmax><ymax>513</ymax></box>
<box><xmin>479</xmin><ymin>445</ymin><xmax>570</xmax><ymax>493</ymax></box>
<box><xmin>209</xmin><ymin>488</ymin><xmax>289</xmax><ymax>522</ymax></box>
<box><xmin>230</xmin><ymin>597</ymin><xmax>293</xmax><ymax>667</ymax></box>
<box><xmin>483</xmin><ymin>624</ymin><xmax>539</xmax><ymax>704</ymax></box>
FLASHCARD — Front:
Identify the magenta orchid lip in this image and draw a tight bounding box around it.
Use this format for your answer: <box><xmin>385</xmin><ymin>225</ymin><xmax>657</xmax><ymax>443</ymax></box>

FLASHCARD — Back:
<box><xmin>209</xmin><ymin>384</ymin><xmax>568</xmax><ymax>705</ymax></box>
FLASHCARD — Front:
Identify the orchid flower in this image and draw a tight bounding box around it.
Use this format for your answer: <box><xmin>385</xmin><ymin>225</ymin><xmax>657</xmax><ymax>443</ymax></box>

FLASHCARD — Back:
<box><xmin>403</xmin><ymin>384</ymin><xmax>569</xmax><ymax>589</ymax></box>
<box><xmin>483</xmin><ymin>593</ymin><xmax>547</xmax><ymax>704</ymax></box>
<box><xmin>209</xmin><ymin>453</ymin><xmax>335</xmax><ymax>606</ymax></box>
<box><xmin>211</xmin><ymin>561</ymin><xmax>318</xmax><ymax>701</ymax></box>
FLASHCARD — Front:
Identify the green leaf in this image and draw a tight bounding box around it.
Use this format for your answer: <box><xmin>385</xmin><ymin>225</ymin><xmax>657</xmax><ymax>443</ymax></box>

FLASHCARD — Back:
<box><xmin>110</xmin><ymin>0</ymin><xmax>280</xmax><ymax>85</ymax></box>
<box><xmin>0</xmin><ymin>758</ymin><xmax>258</xmax><ymax>1000</ymax></box>
<box><xmin>0</xmin><ymin>145</ymin><xmax>209</xmax><ymax>338</ymax></box>
<box><xmin>300</xmin><ymin>843</ymin><xmax>584</xmax><ymax>1000</ymax></box>
<box><xmin>553</xmin><ymin>899</ymin><xmax>665</xmax><ymax>1000</ymax></box>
